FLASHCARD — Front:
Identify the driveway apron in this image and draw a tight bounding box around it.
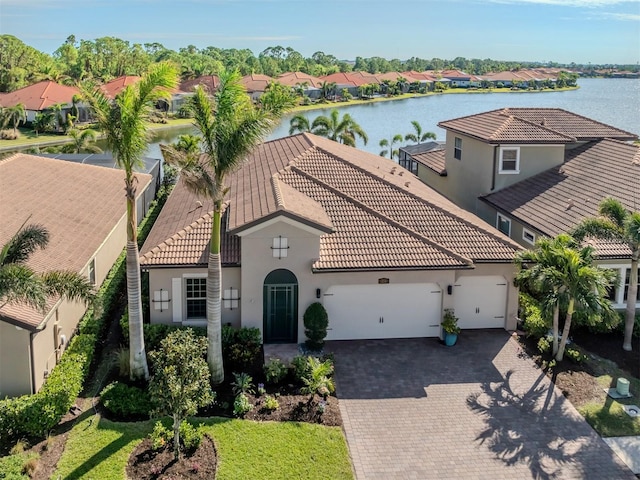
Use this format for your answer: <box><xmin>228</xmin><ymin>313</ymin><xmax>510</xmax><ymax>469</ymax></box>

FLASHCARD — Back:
<box><xmin>329</xmin><ymin>331</ymin><xmax>635</xmax><ymax>480</ymax></box>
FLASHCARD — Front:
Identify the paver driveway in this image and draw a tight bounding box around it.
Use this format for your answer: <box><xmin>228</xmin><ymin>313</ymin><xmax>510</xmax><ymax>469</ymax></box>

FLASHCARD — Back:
<box><xmin>328</xmin><ymin>330</ymin><xmax>635</xmax><ymax>480</ymax></box>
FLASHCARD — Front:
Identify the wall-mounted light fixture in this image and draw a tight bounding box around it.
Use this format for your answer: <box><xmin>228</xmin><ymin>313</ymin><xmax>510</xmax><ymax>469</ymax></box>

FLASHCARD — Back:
<box><xmin>316</xmin><ymin>288</ymin><xmax>321</xmax><ymax>299</ymax></box>
<box><xmin>447</xmin><ymin>285</ymin><xmax>453</xmax><ymax>295</ymax></box>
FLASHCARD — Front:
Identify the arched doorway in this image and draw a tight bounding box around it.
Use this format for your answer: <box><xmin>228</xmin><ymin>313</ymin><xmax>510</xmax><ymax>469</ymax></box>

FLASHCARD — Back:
<box><xmin>263</xmin><ymin>269</ymin><xmax>298</xmax><ymax>343</ymax></box>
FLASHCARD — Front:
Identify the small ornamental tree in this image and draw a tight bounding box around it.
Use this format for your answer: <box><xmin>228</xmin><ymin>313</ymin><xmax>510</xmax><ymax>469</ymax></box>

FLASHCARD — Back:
<box><xmin>303</xmin><ymin>302</ymin><xmax>329</xmax><ymax>351</ymax></box>
<box><xmin>149</xmin><ymin>329</ymin><xmax>214</xmax><ymax>460</ymax></box>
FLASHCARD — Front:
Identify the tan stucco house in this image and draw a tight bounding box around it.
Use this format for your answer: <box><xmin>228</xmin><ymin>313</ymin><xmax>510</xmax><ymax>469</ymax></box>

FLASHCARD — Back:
<box><xmin>402</xmin><ymin>107</ymin><xmax>639</xmax><ymax>312</ymax></box>
<box><xmin>140</xmin><ymin>133</ymin><xmax>523</xmax><ymax>344</ymax></box>
<box><xmin>0</xmin><ymin>154</ymin><xmax>152</xmax><ymax>397</ymax></box>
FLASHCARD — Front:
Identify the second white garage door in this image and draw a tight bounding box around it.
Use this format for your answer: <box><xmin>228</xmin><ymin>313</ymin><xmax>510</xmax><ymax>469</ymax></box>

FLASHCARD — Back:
<box><xmin>322</xmin><ymin>283</ymin><xmax>442</xmax><ymax>340</ymax></box>
<box><xmin>453</xmin><ymin>275</ymin><xmax>507</xmax><ymax>329</ymax></box>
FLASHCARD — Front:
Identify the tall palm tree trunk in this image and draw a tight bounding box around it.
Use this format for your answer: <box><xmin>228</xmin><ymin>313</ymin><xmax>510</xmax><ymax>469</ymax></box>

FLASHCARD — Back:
<box><xmin>207</xmin><ymin>201</ymin><xmax>224</xmax><ymax>384</ymax></box>
<box><xmin>552</xmin><ymin>304</ymin><xmax>560</xmax><ymax>356</ymax></box>
<box><xmin>556</xmin><ymin>298</ymin><xmax>575</xmax><ymax>361</ymax></box>
<box><xmin>126</xmin><ymin>185</ymin><xmax>149</xmax><ymax>380</ymax></box>
<box><xmin>623</xmin><ymin>255</ymin><xmax>638</xmax><ymax>351</ymax></box>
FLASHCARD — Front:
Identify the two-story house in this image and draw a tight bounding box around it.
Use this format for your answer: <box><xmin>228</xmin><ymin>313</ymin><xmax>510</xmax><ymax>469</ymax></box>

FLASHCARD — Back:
<box><xmin>404</xmin><ymin>107</ymin><xmax>639</xmax><ymax>311</ymax></box>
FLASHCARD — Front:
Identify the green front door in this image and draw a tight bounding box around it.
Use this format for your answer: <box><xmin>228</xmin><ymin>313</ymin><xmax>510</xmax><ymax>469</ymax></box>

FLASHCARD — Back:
<box><xmin>263</xmin><ymin>269</ymin><xmax>298</xmax><ymax>343</ymax></box>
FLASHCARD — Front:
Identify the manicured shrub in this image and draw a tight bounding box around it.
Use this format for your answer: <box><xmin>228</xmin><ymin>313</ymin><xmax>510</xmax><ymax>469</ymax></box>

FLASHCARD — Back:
<box><xmin>263</xmin><ymin>395</ymin><xmax>279</xmax><ymax>411</ymax></box>
<box><xmin>290</xmin><ymin>355</ymin><xmax>311</xmax><ymax>383</ymax></box>
<box><xmin>223</xmin><ymin>327</ymin><xmax>262</xmax><ymax>374</ymax></box>
<box><xmin>537</xmin><ymin>336</ymin><xmax>551</xmax><ymax>355</ymax></box>
<box><xmin>264</xmin><ymin>358</ymin><xmax>288</xmax><ymax>385</ymax></box>
<box><xmin>233</xmin><ymin>393</ymin><xmax>253</xmax><ymax>417</ymax></box>
<box><xmin>303</xmin><ymin>302</ymin><xmax>329</xmax><ymax>351</ymax></box>
<box><xmin>0</xmin><ymin>129</ymin><xmax>20</xmax><ymax>140</ymax></box>
<box><xmin>179</xmin><ymin>421</ymin><xmax>203</xmax><ymax>452</ymax></box>
<box><xmin>100</xmin><ymin>382</ymin><xmax>153</xmax><ymax>420</ymax></box>
<box><xmin>150</xmin><ymin>421</ymin><xmax>171</xmax><ymax>451</ymax></box>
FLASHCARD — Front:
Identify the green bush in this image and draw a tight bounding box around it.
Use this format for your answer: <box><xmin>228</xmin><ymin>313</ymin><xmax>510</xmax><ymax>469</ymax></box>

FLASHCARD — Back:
<box><xmin>519</xmin><ymin>293</ymin><xmax>549</xmax><ymax>339</ymax></box>
<box><xmin>303</xmin><ymin>302</ymin><xmax>329</xmax><ymax>351</ymax></box>
<box><xmin>290</xmin><ymin>355</ymin><xmax>311</xmax><ymax>383</ymax></box>
<box><xmin>263</xmin><ymin>395</ymin><xmax>279</xmax><ymax>411</ymax></box>
<box><xmin>231</xmin><ymin>372</ymin><xmax>254</xmax><ymax>396</ymax></box>
<box><xmin>100</xmin><ymin>382</ymin><xmax>152</xmax><ymax>420</ymax></box>
<box><xmin>150</xmin><ymin>421</ymin><xmax>171</xmax><ymax>451</ymax></box>
<box><xmin>264</xmin><ymin>358</ymin><xmax>288</xmax><ymax>385</ymax></box>
<box><xmin>0</xmin><ymin>451</ymin><xmax>37</xmax><ymax>480</ymax></box>
<box><xmin>233</xmin><ymin>393</ymin><xmax>253</xmax><ymax>417</ymax></box>
<box><xmin>179</xmin><ymin>421</ymin><xmax>203</xmax><ymax>452</ymax></box>
<box><xmin>537</xmin><ymin>336</ymin><xmax>551</xmax><ymax>354</ymax></box>
<box><xmin>565</xmin><ymin>346</ymin><xmax>588</xmax><ymax>364</ymax></box>
<box><xmin>223</xmin><ymin>327</ymin><xmax>262</xmax><ymax>373</ymax></box>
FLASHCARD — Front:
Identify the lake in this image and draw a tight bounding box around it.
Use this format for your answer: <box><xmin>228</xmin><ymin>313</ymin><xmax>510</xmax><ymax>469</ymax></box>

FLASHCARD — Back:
<box><xmin>145</xmin><ymin>78</ymin><xmax>639</xmax><ymax>158</ymax></box>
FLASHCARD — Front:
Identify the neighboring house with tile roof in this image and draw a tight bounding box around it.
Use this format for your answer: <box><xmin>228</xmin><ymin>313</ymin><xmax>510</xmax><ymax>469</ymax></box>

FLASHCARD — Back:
<box><xmin>412</xmin><ymin>107</ymin><xmax>639</xmax><ymax>311</ymax></box>
<box><xmin>240</xmin><ymin>74</ymin><xmax>274</xmax><ymax>100</ymax></box>
<box><xmin>102</xmin><ymin>76</ymin><xmax>189</xmax><ymax>113</ymax></box>
<box><xmin>180</xmin><ymin>75</ymin><xmax>220</xmax><ymax>94</ymax></box>
<box><xmin>140</xmin><ymin>133</ymin><xmax>522</xmax><ymax>345</ymax></box>
<box><xmin>0</xmin><ymin>80</ymin><xmax>87</xmax><ymax>124</ymax></box>
<box><xmin>0</xmin><ymin>154</ymin><xmax>152</xmax><ymax>397</ymax></box>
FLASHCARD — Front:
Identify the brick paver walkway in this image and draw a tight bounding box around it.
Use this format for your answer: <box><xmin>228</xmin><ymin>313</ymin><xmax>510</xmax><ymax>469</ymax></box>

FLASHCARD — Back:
<box><xmin>328</xmin><ymin>331</ymin><xmax>635</xmax><ymax>480</ymax></box>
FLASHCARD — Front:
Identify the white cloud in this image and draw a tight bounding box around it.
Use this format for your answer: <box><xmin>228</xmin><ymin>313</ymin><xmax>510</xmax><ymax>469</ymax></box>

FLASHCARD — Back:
<box><xmin>599</xmin><ymin>11</ymin><xmax>640</xmax><ymax>19</ymax></box>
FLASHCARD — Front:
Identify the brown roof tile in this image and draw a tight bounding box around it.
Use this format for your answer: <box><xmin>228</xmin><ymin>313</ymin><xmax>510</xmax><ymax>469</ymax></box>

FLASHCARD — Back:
<box><xmin>413</xmin><ymin>148</ymin><xmax>447</xmax><ymax>175</ymax></box>
<box><xmin>0</xmin><ymin>154</ymin><xmax>151</xmax><ymax>329</ymax></box>
<box><xmin>276</xmin><ymin>72</ymin><xmax>323</xmax><ymax>88</ymax></box>
<box><xmin>439</xmin><ymin>108</ymin><xmax>636</xmax><ymax>144</ymax></box>
<box><xmin>141</xmin><ymin>134</ymin><xmax>522</xmax><ymax>271</ymax></box>
<box><xmin>180</xmin><ymin>75</ymin><xmax>220</xmax><ymax>93</ymax></box>
<box><xmin>481</xmin><ymin>139</ymin><xmax>640</xmax><ymax>258</ymax></box>
<box><xmin>240</xmin><ymin>74</ymin><xmax>274</xmax><ymax>93</ymax></box>
<box><xmin>0</xmin><ymin>81</ymin><xmax>80</xmax><ymax>111</ymax></box>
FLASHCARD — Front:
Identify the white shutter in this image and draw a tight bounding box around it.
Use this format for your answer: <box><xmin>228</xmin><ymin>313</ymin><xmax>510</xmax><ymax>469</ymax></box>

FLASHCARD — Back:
<box><xmin>172</xmin><ymin>278</ymin><xmax>182</xmax><ymax>322</ymax></box>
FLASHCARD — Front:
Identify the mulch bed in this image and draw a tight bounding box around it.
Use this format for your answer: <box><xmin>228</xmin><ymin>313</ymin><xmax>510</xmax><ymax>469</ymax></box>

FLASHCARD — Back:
<box><xmin>572</xmin><ymin>329</ymin><xmax>640</xmax><ymax>379</ymax></box>
<box><xmin>127</xmin><ymin>435</ymin><xmax>216</xmax><ymax>480</ymax></box>
<box><xmin>243</xmin><ymin>393</ymin><xmax>341</xmax><ymax>426</ymax></box>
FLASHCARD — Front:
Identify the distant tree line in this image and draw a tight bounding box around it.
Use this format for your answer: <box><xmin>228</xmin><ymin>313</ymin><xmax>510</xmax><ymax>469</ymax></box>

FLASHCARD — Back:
<box><xmin>0</xmin><ymin>34</ymin><xmax>636</xmax><ymax>93</ymax></box>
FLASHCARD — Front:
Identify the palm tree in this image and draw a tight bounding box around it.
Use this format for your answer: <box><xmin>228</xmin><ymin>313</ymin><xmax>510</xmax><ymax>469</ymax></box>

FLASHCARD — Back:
<box><xmin>174</xmin><ymin>134</ymin><xmax>201</xmax><ymax>155</ymax></box>
<box><xmin>405</xmin><ymin>120</ymin><xmax>436</xmax><ymax>144</ymax></box>
<box><xmin>3</xmin><ymin>103</ymin><xmax>26</xmax><ymax>135</ymax></box>
<box><xmin>80</xmin><ymin>61</ymin><xmax>179</xmax><ymax>380</ymax></box>
<box><xmin>573</xmin><ymin>198</ymin><xmax>640</xmax><ymax>351</ymax></box>
<box><xmin>0</xmin><ymin>223</ymin><xmax>95</xmax><ymax>312</ymax></box>
<box><xmin>319</xmin><ymin>81</ymin><xmax>336</xmax><ymax>101</ymax></box>
<box><xmin>61</xmin><ymin>128</ymin><xmax>102</xmax><ymax>154</ymax></box>
<box><xmin>311</xmin><ymin>109</ymin><xmax>368</xmax><ymax>146</ymax></box>
<box><xmin>288</xmin><ymin>114</ymin><xmax>312</xmax><ymax>135</ymax></box>
<box><xmin>160</xmin><ymin>69</ymin><xmax>290</xmax><ymax>383</ymax></box>
<box><xmin>516</xmin><ymin>234</ymin><xmax>616</xmax><ymax>361</ymax></box>
<box><xmin>379</xmin><ymin>134</ymin><xmax>403</xmax><ymax>159</ymax></box>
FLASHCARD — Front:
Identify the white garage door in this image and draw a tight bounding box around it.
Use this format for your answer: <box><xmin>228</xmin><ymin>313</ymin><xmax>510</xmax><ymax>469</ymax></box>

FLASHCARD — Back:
<box><xmin>453</xmin><ymin>275</ymin><xmax>507</xmax><ymax>329</ymax></box>
<box><xmin>323</xmin><ymin>283</ymin><xmax>442</xmax><ymax>340</ymax></box>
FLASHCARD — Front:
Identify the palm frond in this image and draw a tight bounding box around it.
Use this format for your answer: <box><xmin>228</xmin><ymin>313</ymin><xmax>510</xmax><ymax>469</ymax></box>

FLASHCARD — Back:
<box><xmin>599</xmin><ymin>197</ymin><xmax>627</xmax><ymax>228</ymax></box>
<box><xmin>41</xmin><ymin>270</ymin><xmax>96</xmax><ymax>305</ymax></box>
<box><xmin>0</xmin><ymin>263</ymin><xmax>47</xmax><ymax>310</ymax></box>
<box><xmin>1</xmin><ymin>224</ymin><xmax>49</xmax><ymax>266</ymax></box>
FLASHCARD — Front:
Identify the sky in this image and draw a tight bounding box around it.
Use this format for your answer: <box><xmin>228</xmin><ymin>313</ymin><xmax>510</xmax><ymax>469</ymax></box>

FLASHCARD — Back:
<box><xmin>1</xmin><ymin>0</ymin><xmax>639</xmax><ymax>65</ymax></box>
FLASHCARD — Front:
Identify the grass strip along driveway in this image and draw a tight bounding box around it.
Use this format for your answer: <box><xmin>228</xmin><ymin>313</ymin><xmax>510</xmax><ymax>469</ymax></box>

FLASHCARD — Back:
<box><xmin>54</xmin><ymin>414</ymin><xmax>353</xmax><ymax>480</ymax></box>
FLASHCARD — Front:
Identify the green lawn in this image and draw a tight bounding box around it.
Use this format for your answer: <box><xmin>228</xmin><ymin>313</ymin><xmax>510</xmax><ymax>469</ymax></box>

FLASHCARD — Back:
<box><xmin>54</xmin><ymin>415</ymin><xmax>353</xmax><ymax>480</ymax></box>
<box><xmin>578</xmin><ymin>366</ymin><xmax>640</xmax><ymax>437</ymax></box>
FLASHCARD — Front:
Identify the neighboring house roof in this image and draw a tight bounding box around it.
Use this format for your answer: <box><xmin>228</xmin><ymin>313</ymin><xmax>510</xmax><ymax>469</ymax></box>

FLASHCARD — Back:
<box><xmin>141</xmin><ymin>134</ymin><xmax>521</xmax><ymax>271</ymax></box>
<box><xmin>414</xmin><ymin>147</ymin><xmax>447</xmax><ymax>176</ymax></box>
<box><xmin>0</xmin><ymin>154</ymin><xmax>152</xmax><ymax>329</ymax></box>
<box><xmin>39</xmin><ymin>153</ymin><xmax>160</xmax><ymax>176</ymax></box>
<box><xmin>438</xmin><ymin>108</ymin><xmax>637</xmax><ymax>144</ymax></box>
<box><xmin>480</xmin><ymin>139</ymin><xmax>640</xmax><ymax>258</ymax></box>
<box><xmin>101</xmin><ymin>76</ymin><xmax>142</xmax><ymax>98</ymax></box>
<box><xmin>0</xmin><ymin>81</ymin><xmax>79</xmax><ymax>111</ymax></box>
<box><xmin>180</xmin><ymin>75</ymin><xmax>220</xmax><ymax>93</ymax></box>
<box><xmin>319</xmin><ymin>72</ymin><xmax>380</xmax><ymax>87</ymax></box>
<box><xmin>401</xmin><ymin>71</ymin><xmax>437</xmax><ymax>82</ymax></box>
<box><xmin>102</xmin><ymin>75</ymin><xmax>185</xmax><ymax>98</ymax></box>
<box><xmin>240</xmin><ymin>74</ymin><xmax>273</xmax><ymax>93</ymax></box>
<box><xmin>374</xmin><ymin>72</ymin><xmax>415</xmax><ymax>83</ymax></box>
<box><xmin>276</xmin><ymin>72</ymin><xmax>323</xmax><ymax>88</ymax></box>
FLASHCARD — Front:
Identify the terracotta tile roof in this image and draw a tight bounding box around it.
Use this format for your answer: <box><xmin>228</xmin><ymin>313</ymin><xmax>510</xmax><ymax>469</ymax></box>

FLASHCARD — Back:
<box><xmin>240</xmin><ymin>74</ymin><xmax>274</xmax><ymax>93</ymax></box>
<box><xmin>401</xmin><ymin>71</ymin><xmax>437</xmax><ymax>82</ymax></box>
<box><xmin>481</xmin><ymin>139</ymin><xmax>640</xmax><ymax>259</ymax></box>
<box><xmin>180</xmin><ymin>75</ymin><xmax>220</xmax><ymax>93</ymax></box>
<box><xmin>439</xmin><ymin>108</ymin><xmax>636</xmax><ymax>144</ymax></box>
<box><xmin>414</xmin><ymin>147</ymin><xmax>447</xmax><ymax>175</ymax></box>
<box><xmin>374</xmin><ymin>72</ymin><xmax>414</xmax><ymax>83</ymax></box>
<box><xmin>0</xmin><ymin>81</ymin><xmax>80</xmax><ymax>111</ymax></box>
<box><xmin>0</xmin><ymin>154</ymin><xmax>151</xmax><ymax>329</ymax></box>
<box><xmin>141</xmin><ymin>134</ymin><xmax>521</xmax><ymax>271</ymax></box>
<box><xmin>276</xmin><ymin>72</ymin><xmax>323</xmax><ymax>88</ymax></box>
<box><xmin>318</xmin><ymin>72</ymin><xmax>360</xmax><ymax>87</ymax></box>
<box><xmin>102</xmin><ymin>76</ymin><xmax>185</xmax><ymax>98</ymax></box>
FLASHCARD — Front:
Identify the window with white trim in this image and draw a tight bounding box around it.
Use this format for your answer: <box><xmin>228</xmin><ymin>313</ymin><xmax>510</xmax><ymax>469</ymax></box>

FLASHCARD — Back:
<box><xmin>454</xmin><ymin>137</ymin><xmax>462</xmax><ymax>160</ymax></box>
<box><xmin>499</xmin><ymin>147</ymin><xmax>520</xmax><ymax>174</ymax></box>
<box><xmin>600</xmin><ymin>265</ymin><xmax>640</xmax><ymax>307</ymax></box>
<box><xmin>496</xmin><ymin>213</ymin><xmax>511</xmax><ymax>236</ymax></box>
<box><xmin>185</xmin><ymin>277</ymin><xmax>206</xmax><ymax>319</ymax></box>
<box><xmin>623</xmin><ymin>267</ymin><xmax>640</xmax><ymax>303</ymax></box>
<box><xmin>522</xmin><ymin>228</ymin><xmax>536</xmax><ymax>245</ymax></box>
<box><xmin>272</xmin><ymin>236</ymin><xmax>289</xmax><ymax>258</ymax></box>
<box><xmin>223</xmin><ymin>288</ymin><xmax>240</xmax><ymax>310</ymax></box>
